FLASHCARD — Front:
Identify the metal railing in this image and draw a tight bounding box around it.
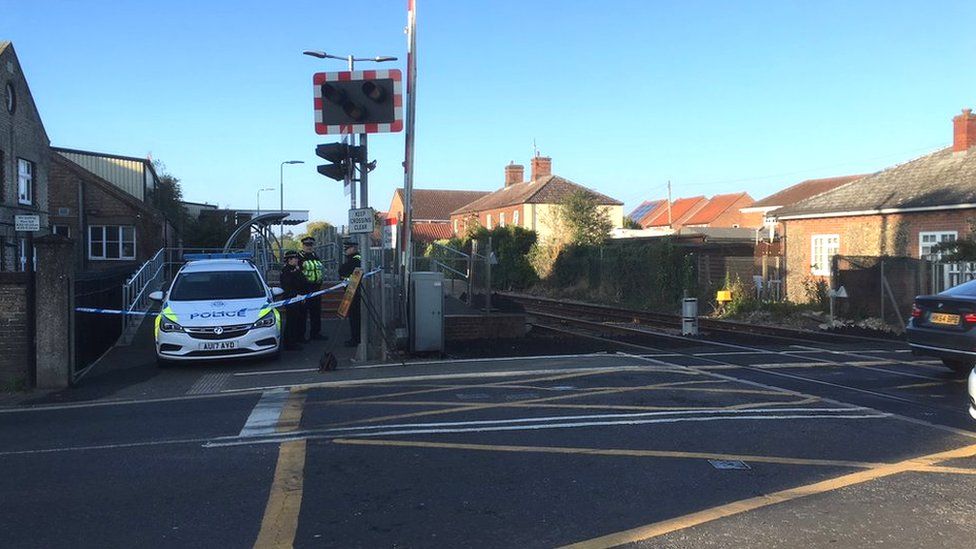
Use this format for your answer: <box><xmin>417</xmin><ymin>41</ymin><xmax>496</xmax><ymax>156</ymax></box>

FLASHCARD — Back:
<box><xmin>120</xmin><ymin>247</ymin><xmax>166</xmax><ymax>342</ymax></box>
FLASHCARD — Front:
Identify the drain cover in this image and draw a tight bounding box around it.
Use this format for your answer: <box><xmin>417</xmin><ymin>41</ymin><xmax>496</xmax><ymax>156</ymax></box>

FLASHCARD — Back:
<box><xmin>708</xmin><ymin>460</ymin><xmax>750</xmax><ymax>470</ymax></box>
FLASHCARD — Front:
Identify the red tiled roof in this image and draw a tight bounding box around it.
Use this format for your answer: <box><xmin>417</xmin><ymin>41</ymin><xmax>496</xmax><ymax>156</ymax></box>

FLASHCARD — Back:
<box><xmin>394</xmin><ymin>189</ymin><xmax>491</xmax><ymax>221</ymax></box>
<box><xmin>453</xmin><ymin>175</ymin><xmax>622</xmax><ymax>215</ymax></box>
<box><xmin>412</xmin><ymin>222</ymin><xmax>455</xmax><ymax>243</ymax></box>
<box><xmin>750</xmin><ymin>175</ymin><xmax>867</xmax><ymax>209</ymax></box>
<box><xmin>642</xmin><ymin>196</ymin><xmax>707</xmax><ymax>227</ymax></box>
<box><xmin>682</xmin><ymin>192</ymin><xmax>752</xmax><ymax>225</ymax></box>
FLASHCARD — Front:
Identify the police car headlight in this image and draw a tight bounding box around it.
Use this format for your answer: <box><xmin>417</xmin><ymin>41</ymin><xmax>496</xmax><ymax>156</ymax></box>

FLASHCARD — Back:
<box><xmin>253</xmin><ymin>315</ymin><xmax>276</xmax><ymax>328</ymax></box>
<box><xmin>160</xmin><ymin>319</ymin><xmax>183</xmax><ymax>333</ymax></box>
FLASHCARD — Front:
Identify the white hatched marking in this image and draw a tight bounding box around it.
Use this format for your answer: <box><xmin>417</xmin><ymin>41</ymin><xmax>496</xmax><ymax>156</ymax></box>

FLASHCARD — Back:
<box><xmin>238</xmin><ymin>389</ymin><xmax>290</xmax><ymax>438</ymax></box>
<box><xmin>186</xmin><ymin>373</ymin><xmax>230</xmax><ymax>395</ymax></box>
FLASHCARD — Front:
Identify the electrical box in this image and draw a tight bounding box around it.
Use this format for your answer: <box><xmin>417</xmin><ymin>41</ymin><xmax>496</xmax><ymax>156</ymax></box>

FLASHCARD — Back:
<box><xmin>411</xmin><ymin>271</ymin><xmax>444</xmax><ymax>352</ymax></box>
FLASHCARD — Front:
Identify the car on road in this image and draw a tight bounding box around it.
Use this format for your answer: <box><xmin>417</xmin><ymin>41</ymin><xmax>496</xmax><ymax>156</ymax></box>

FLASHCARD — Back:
<box><xmin>907</xmin><ymin>279</ymin><xmax>976</xmax><ymax>375</ymax></box>
<box><xmin>148</xmin><ymin>256</ymin><xmax>285</xmax><ymax>366</ymax></box>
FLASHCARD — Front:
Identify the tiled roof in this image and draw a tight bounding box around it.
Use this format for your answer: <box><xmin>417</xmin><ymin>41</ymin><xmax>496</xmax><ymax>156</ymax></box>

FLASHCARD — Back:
<box><xmin>412</xmin><ymin>222</ymin><xmax>455</xmax><ymax>243</ymax></box>
<box><xmin>642</xmin><ymin>196</ymin><xmax>707</xmax><ymax>227</ymax></box>
<box><xmin>749</xmin><ymin>175</ymin><xmax>867</xmax><ymax>209</ymax></box>
<box><xmin>394</xmin><ymin>189</ymin><xmax>490</xmax><ymax>221</ymax></box>
<box><xmin>775</xmin><ymin>147</ymin><xmax>976</xmax><ymax>219</ymax></box>
<box><xmin>682</xmin><ymin>192</ymin><xmax>752</xmax><ymax>225</ymax></box>
<box><xmin>453</xmin><ymin>175</ymin><xmax>622</xmax><ymax>215</ymax></box>
<box><xmin>629</xmin><ymin>199</ymin><xmax>665</xmax><ymax>222</ymax></box>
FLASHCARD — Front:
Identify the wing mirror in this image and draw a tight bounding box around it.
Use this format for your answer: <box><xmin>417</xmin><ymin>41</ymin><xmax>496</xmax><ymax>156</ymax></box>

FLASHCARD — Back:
<box><xmin>271</xmin><ymin>287</ymin><xmax>285</xmax><ymax>297</ymax></box>
<box><xmin>149</xmin><ymin>291</ymin><xmax>165</xmax><ymax>302</ymax></box>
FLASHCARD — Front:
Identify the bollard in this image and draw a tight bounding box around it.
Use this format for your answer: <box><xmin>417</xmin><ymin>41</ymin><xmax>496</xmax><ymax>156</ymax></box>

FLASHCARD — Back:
<box><xmin>682</xmin><ymin>297</ymin><xmax>699</xmax><ymax>336</ymax></box>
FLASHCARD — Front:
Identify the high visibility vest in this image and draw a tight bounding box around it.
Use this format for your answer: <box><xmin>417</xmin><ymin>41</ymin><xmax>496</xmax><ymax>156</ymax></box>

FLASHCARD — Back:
<box><xmin>301</xmin><ymin>258</ymin><xmax>324</xmax><ymax>283</ymax></box>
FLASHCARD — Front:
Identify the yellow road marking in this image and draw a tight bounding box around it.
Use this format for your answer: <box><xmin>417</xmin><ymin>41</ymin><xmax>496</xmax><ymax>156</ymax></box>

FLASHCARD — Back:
<box><xmin>893</xmin><ymin>379</ymin><xmax>965</xmax><ymax>390</ymax></box>
<box><xmin>559</xmin><ymin>442</ymin><xmax>976</xmax><ymax>548</ymax></box>
<box><xmin>254</xmin><ymin>439</ymin><xmax>307</xmax><ymax>549</ymax></box>
<box><xmin>333</xmin><ymin>438</ymin><xmax>889</xmax><ymax>469</ymax></box>
<box><xmin>327</xmin><ymin>379</ymin><xmax>719</xmax><ymax>428</ymax></box>
<box><xmin>277</xmin><ymin>391</ymin><xmax>307</xmax><ymax>433</ymax></box>
<box><xmin>914</xmin><ymin>465</ymin><xmax>976</xmax><ymax>475</ymax></box>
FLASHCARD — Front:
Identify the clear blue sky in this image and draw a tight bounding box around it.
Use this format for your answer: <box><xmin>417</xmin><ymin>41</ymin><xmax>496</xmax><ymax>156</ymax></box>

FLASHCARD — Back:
<box><xmin>3</xmin><ymin>0</ymin><xmax>975</xmax><ymax>226</ymax></box>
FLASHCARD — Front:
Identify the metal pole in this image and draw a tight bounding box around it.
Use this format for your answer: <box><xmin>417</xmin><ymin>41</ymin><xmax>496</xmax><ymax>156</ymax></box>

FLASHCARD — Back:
<box><xmin>279</xmin><ymin>162</ymin><xmax>284</xmax><ymax>247</ymax></box>
<box><xmin>357</xmin><ymin>132</ymin><xmax>369</xmax><ymax>361</ymax></box>
<box><xmin>485</xmin><ymin>236</ymin><xmax>492</xmax><ymax>313</ymax></box>
<box><xmin>403</xmin><ymin>0</ymin><xmax>418</xmax><ymax>331</ymax></box>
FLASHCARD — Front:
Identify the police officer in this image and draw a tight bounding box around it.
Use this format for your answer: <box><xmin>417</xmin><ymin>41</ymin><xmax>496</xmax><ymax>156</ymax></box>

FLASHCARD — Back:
<box><xmin>298</xmin><ymin>236</ymin><xmax>326</xmax><ymax>341</ymax></box>
<box><xmin>337</xmin><ymin>240</ymin><xmax>362</xmax><ymax>347</ymax></box>
<box><xmin>279</xmin><ymin>250</ymin><xmax>306</xmax><ymax>351</ymax></box>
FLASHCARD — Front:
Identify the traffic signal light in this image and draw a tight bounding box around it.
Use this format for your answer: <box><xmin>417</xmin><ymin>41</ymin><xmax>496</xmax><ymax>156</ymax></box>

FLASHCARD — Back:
<box><xmin>313</xmin><ymin>70</ymin><xmax>403</xmax><ymax>135</ymax></box>
<box><xmin>315</xmin><ymin>143</ymin><xmax>364</xmax><ymax>181</ymax></box>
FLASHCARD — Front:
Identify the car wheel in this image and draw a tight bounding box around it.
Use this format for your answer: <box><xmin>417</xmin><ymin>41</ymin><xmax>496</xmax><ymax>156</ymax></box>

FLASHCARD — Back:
<box><xmin>941</xmin><ymin>358</ymin><xmax>974</xmax><ymax>374</ymax></box>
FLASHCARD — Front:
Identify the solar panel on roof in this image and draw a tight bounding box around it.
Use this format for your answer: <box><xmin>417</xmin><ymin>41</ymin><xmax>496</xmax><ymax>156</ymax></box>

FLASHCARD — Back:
<box><xmin>628</xmin><ymin>201</ymin><xmax>659</xmax><ymax>221</ymax></box>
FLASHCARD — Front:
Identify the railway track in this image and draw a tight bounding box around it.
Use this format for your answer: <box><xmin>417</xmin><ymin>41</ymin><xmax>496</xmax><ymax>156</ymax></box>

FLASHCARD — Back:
<box><xmin>500</xmin><ymin>292</ymin><xmax>899</xmax><ymax>346</ymax></box>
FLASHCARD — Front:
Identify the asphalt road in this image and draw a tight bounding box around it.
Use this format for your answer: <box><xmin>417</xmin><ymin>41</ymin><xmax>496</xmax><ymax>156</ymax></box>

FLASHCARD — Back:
<box><xmin>1</xmin><ymin>333</ymin><xmax>975</xmax><ymax>548</ymax></box>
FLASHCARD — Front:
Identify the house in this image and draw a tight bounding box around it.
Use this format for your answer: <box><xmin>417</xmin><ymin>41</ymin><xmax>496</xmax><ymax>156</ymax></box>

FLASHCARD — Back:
<box><xmin>47</xmin><ymin>153</ymin><xmax>174</xmax><ymax>271</ymax></box>
<box><xmin>0</xmin><ymin>41</ymin><xmax>51</xmax><ymax>271</ymax></box>
<box><xmin>450</xmin><ymin>156</ymin><xmax>624</xmax><ymax>242</ymax></box>
<box><xmin>638</xmin><ymin>196</ymin><xmax>707</xmax><ymax>229</ymax></box>
<box><xmin>385</xmin><ymin>187</ymin><xmax>489</xmax><ymax>245</ymax></box>
<box><xmin>681</xmin><ymin>192</ymin><xmax>762</xmax><ymax>229</ymax></box>
<box><xmin>773</xmin><ymin>109</ymin><xmax>976</xmax><ymax>301</ymax></box>
<box><xmin>740</xmin><ymin>175</ymin><xmax>866</xmax><ymax>241</ymax></box>
<box><xmin>628</xmin><ymin>200</ymin><xmax>665</xmax><ymax>224</ymax></box>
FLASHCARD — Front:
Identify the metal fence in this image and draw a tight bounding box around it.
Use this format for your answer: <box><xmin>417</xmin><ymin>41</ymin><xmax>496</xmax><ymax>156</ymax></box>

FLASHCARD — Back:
<box><xmin>120</xmin><ymin>247</ymin><xmax>166</xmax><ymax>343</ymax></box>
<box><xmin>74</xmin><ymin>266</ymin><xmax>134</xmax><ymax>377</ymax></box>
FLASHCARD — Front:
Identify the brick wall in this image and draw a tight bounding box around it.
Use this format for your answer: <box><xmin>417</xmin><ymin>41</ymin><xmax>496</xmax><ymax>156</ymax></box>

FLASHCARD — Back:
<box><xmin>0</xmin><ymin>272</ymin><xmax>28</xmax><ymax>387</ymax></box>
<box><xmin>0</xmin><ymin>43</ymin><xmax>51</xmax><ymax>272</ymax></box>
<box><xmin>782</xmin><ymin>209</ymin><xmax>976</xmax><ymax>301</ymax></box>
<box><xmin>445</xmin><ymin>313</ymin><xmax>526</xmax><ymax>341</ymax></box>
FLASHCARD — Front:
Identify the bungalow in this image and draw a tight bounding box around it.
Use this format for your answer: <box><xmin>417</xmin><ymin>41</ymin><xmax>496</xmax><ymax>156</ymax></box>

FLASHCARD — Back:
<box><xmin>386</xmin><ymin>188</ymin><xmax>489</xmax><ymax>245</ymax></box>
<box><xmin>773</xmin><ymin>109</ymin><xmax>976</xmax><ymax>301</ymax></box>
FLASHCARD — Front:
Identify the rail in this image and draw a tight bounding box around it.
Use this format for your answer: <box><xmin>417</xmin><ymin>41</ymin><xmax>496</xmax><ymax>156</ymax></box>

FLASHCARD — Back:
<box><xmin>120</xmin><ymin>247</ymin><xmax>166</xmax><ymax>342</ymax></box>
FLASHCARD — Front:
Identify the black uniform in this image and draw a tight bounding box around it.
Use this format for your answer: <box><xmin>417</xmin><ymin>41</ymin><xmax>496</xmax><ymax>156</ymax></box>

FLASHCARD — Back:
<box><xmin>338</xmin><ymin>252</ymin><xmax>362</xmax><ymax>345</ymax></box>
<box><xmin>298</xmin><ymin>249</ymin><xmax>324</xmax><ymax>339</ymax></box>
<box><xmin>279</xmin><ymin>263</ymin><xmax>306</xmax><ymax>348</ymax></box>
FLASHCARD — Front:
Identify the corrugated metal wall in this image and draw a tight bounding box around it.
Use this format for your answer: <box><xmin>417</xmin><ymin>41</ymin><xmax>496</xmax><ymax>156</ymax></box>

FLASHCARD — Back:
<box><xmin>57</xmin><ymin>151</ymin><xmax>145</xmax><ymax>200</ymax></box>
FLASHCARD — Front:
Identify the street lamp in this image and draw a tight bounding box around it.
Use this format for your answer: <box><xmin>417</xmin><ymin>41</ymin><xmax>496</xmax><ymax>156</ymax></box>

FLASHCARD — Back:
<box><xmin>302</xmin><ymin>50</ymin><xmax>398</xmax><ymax>71</ymax></box>
<box><xmin>280</xmin><ymin>160</ymin><xmax>304</xmax><ymax>243</ymax></box>
<box><xmin>256</xmin><ymin>187</ymin><xmax>275</xmax><ymax>216</ymax></box>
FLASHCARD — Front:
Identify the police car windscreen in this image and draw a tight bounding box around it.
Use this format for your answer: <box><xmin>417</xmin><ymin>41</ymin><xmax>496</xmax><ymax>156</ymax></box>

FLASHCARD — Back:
<box><xmin>169</xmin><ymin>271</ymin><xmax>266</xmax><ymax>301</ymax></box>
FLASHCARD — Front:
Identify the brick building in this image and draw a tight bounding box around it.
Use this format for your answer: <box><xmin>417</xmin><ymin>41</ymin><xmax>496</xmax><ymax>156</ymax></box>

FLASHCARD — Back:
<box><xmin>451</xmin><ymin>156</ymin><xmax>624</xmax><ymax>242</ymax></box>
<box><xmin>774</xmin><ymin>109</ymin><xmax>976</xmax><ymax>301</ymax></box>
<box><xmin>385</xmin><ymin>188</ymin><xmax>489</xmax><ymax>245</ymax></box>
<box><xmin>0</xmin><ymin>41</ymin><xmax>50</xmax><ymax>271</ymax></box>
<box><xmin>47</xmin><ymin>153</ymin><xmax>173</xmax><ymax>271</ymax></box>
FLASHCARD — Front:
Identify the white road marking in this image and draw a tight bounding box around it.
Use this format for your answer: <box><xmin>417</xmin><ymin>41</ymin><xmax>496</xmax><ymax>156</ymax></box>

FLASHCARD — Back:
<box><xmin>186</xmin><ymin>373</ymin><xmax>231</xmax><ymax>395</ymax></box>
<box><xmin>238</xmin><ymin>389</ymin><xmax>291</xmax><ymax>438</ymax></box>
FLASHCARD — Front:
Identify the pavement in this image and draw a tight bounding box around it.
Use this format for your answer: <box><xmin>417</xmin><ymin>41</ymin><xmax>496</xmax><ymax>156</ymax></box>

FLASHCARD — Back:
<box><xmin>1</xmin><ymin>323</ymin><xmax>975</xmax><ymax>548</ymax></box>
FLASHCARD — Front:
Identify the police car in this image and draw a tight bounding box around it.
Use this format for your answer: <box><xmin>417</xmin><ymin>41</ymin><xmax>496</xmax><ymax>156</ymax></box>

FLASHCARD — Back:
<box><xmin>148</xmin><ymin>254</ymin><xmax>285</xmax><ymax>366</ymax></box>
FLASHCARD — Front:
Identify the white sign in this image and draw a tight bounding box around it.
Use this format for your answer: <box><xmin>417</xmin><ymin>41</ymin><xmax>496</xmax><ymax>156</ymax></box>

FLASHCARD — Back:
<box><xmin>348</xmin><ymin>208</ymin><xmax>375</xmax><ymax>235</ymax></box>
<box><xmin>14</xmin><ymin>215</ymin><xmax>40</xmax><ymax>232</ymax></box>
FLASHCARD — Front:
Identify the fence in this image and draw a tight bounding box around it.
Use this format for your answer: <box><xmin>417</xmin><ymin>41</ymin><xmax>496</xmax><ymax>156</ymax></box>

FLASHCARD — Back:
<box><xmin>74</xmin><ymin>266</ymin><xmax>135</xmax><ymax>376</ymax></box>
<box><xmin>831</xmin><ymin>255</ymin><xmax>930</xmax><ymax>328</ymax></box>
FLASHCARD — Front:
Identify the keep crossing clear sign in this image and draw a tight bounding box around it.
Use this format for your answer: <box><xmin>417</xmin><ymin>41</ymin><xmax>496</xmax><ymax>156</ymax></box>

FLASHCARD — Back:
<box><xmin>348</xmin><ymin>208</ymin><xmax>375</xmax><ymax>235</ymax></box>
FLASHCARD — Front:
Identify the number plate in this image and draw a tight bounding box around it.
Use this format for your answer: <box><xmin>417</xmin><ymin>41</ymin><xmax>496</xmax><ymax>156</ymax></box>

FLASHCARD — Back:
<box><xmin>929</xmin><ymin>313</ymin><xmax>960</xmax><ymax>325</ymax></box>
<box><xmin>200</xmin><ymin>341</ymin><xmax>237</xmax><ymax>351</ymax></box>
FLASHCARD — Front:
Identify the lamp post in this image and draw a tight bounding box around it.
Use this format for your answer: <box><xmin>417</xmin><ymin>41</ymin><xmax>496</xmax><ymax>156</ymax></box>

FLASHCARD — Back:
<box><xmin>303</xmin><ymin>49</ymin><xmax>397</xmax><ymax>362</ymax></box>
<box><xmin>257</xmin><ymin>187</ymin><xmax>274</xmax><ymax>216</ymax></box>
<box><xmin>279</xmin><ymin>160</ymin><xmax>304</xmax><ymax>243</ymax></box>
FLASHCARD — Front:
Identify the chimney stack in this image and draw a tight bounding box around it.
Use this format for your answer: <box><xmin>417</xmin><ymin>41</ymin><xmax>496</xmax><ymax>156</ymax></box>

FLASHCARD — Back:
<box><xmin>953</xmin><ymin>108</ymin><xmax>976</xmax><ymax>152</ymax></box>
<box><xmin>504</xmin><ymin>162</ymin><xmax>524</xmax><ymax>187</ymax></box>
<box><xmin>530</xmin><ymin>156</ymin><xmax>552</xmax><ymax>181</ymax></box>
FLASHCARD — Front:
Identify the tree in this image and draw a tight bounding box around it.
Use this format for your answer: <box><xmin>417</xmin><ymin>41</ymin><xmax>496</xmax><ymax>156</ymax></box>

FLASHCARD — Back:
<box><xmin>622</xmin><ymin>216</ymin><xmax>642</xmax><ymax>230</ymax></box>
<box><xmin>557</xmin><ymin>190</ymin><xmax>614</xmax><ymax>246</ymax></box>
<box><xmin>151</xmin><ymin>160</ymin><xmax>188</xmax><ymax>225</ymax></box>
<box><xmin>932</xmin><ymin>218</ymin><xmax>976</xmax><ymax>261</ymax></box>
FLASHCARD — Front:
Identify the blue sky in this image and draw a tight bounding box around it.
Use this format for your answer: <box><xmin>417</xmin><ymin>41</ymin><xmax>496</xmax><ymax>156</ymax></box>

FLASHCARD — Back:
<box><xmin>3</xmin><ymin>0</ymin><xmax>975</xmax><ymax>226</ymax></box>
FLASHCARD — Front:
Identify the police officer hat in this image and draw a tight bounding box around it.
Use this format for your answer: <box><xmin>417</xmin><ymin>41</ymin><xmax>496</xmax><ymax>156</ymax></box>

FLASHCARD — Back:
<box><xmin>300</xmin><ymin>236</ymin><xmax>315</xmax><ymax>245</ymax></box>
<box><xmin>283</xmin><ymin>250</ymin><xmax>301</xmax><ymax>260</ymax></box>
<box><xmin>343</xmin><ymin>239</ymin><xmax>358</xmax><ymax>249</ymax></box>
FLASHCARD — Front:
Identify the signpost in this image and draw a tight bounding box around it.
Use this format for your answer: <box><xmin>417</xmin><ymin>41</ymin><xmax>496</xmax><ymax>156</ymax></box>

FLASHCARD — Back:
<box><xmin>348</xmin><ymin>208</ymin><xmax>375</xmax><ymax>235</ymax></box>
<box><xmin>15</xmin><ymin>214</ymin><xmax>40</xmax><ymax>232</ymax></box>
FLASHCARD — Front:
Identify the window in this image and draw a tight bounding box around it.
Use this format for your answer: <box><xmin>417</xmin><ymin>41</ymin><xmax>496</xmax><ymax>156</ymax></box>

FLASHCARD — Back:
<box><xmin>17</xmin><ymin>158</ymin><xmax>33</xmax><ymax>205</ymax></box>
<box><xmin>89</xmin><ymin>225</ymin><xmax>136</xmax><ymax>260</ymax></box>
<box><xmin>810</xmin><ymin>234</ymin><xmax>839</xmax><ymax>276</ymax></box>
<box><xmin>170</xmin><ymin>271</ymin><xmax>265</xmax><ymax>301</ymax></box>
<box><xmin>453</xmin><ymin>219</ymin><xmax>458</xmax><ymax>233</ymax></box>
<box><xmin>500</xmin><ymin>212</ymin><xmax>506</xmax><ymax>227</ymax></box>
<box><xmin>513</xmin><ymin>210</ymin><xmax>520</xmax><ymax>226</ymax></box>
<box><xmin>486</xmin><ymin>214</ymin><xmax>493</xmax><ymax>229</ymax></box>
<box><xmin>919</xmin><ymin>231</ymin><xmax>957</xmax><ymax>260</ymax></box>
<box><xmin>53</xmin><ymin>225</ymin><xmax>70</xmax><ymax>238</ymax></box>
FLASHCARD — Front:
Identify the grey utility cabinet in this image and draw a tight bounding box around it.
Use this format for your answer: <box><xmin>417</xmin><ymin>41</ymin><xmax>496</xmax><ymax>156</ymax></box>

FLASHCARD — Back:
<box><xmin>411</xmin><ymin>271</ymin><xmax>444</xmax><ymax>352</ymax></box>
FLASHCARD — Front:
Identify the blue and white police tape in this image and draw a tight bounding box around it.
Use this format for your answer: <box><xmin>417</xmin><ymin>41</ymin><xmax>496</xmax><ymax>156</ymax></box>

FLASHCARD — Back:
<box><xmin>74</xmin><ymin>268</ymin><xmax>382</xmax><ymax>316</ymax></box>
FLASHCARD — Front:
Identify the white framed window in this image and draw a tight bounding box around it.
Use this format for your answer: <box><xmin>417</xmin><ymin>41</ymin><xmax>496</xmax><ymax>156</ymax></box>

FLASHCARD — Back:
<box><xmin>810</xmin><ymin>234</ymin><xmax>839</xmax><ymax>276</ymax></box>
<box><xmin>53</xmin><ymin>225</ymin><xmax>70</xmax><ymax>238</ymax></box>
<box><xmin>486</xmin><ymin>214</ymin><xmax>493</xmax><ymax>229</ymax></box>
<box><xmin>513</xmin><ymin>210</ymin><xmax>520</xmax><ymax>226</ymax></box>
<box><xmin>500</xmin><ymin>212</ymin><xmax>506</xmax><ymax>227</ymax></box>
<box><xmin>17</xmin><ymin>158</ymin><xmax>33</xmax><ymax>205</ymax></box>
<box><xmin>89</xmin><ymin>225</ymin><xmax>136</xmax><ymax>260</ymax></box>
<box><xmin>453</xmin><ymin>219</ymin><xmax>458</xmax><ymax>233</ymax></box>
<box><xmin>919</xmin><ymin>231</ymin><xmax>957</xmax><ymax>260</ymax></box>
